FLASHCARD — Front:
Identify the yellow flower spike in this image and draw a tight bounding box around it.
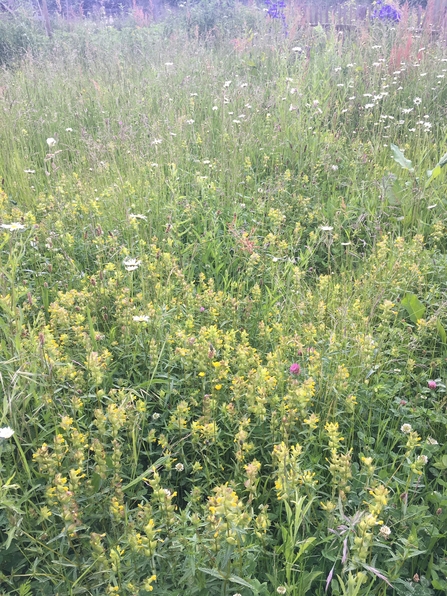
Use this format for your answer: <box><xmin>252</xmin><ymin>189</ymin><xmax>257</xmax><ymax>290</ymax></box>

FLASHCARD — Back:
<box><xmin>345</xmin><ymin>395</ymin><xmax>357</xmax><ymax>413</ymax></box>
<box><xmin>60</xmin><ymin>416</ymin><xmax>73</xmax><ymax>431</ymax></box>
<box><xmin>142</xmin><ymin>574</ymin><xmax>157</xmax><ymax>592</ymax></box>
<box><xmin>303</xmin><ymin>413</ymin><xmax>319</xmax><ymax>429</ymax></box>
<box><xmin>320</xmin><ymin>501</ymin><xmax>336</xmax><ymax>512</ymax></box>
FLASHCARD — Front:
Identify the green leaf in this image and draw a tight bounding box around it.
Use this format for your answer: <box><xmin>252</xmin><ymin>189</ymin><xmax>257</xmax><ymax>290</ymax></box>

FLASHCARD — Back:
<box><xmin>427</xmin><ymin>164</ymin><xmax>441</xmax><ymax>180</ymax></box>
<box><xmin>433</xmin><ymin>455</ymin><xmax>447</xmax><ymax>470</ymax></box>
<box><xmin>426</xmin><ymin>151</ymin><xmax>447</xmax><ymax>187</ymax></box>
<box><xmin>198</xmin><ymin>568</ymin><xmax>259</xmax><ymax>593</ymax></box>
<box><xmin>426</xmin><ymin>164</ymin><xmax>442</xmax><ymax>187</ymax></box>
<box><xmin>401</xmin><ymin>293</ymin><xmax>425</xmax><ymax>324</ymax></box>
<box><xmin>228</xmin><ymin>574</ymin><xmax>260</xmax><ymax>593</ymax></box>
<box><xmin>301</xmin><ymin>570</ymin><xmax>323</xmax><ymax>594</ymax></box>
<box><xmin>90</xmin><ymin>472</ymin><xmax>102</xmax><ymax>494</ymax></box>
<box><xmin>3</xmin><ymin>525</ymin><xmax>18</xmax><ymax>550</ymax></box>
<box><xmin>18</xmin><ymin>581</ymin><xmax>33</xmax><ymax>596</ymax></box>
<box><xmin>380</xmin><ymin>173</ymin><xmax>403</xmax><ymax>205</ymax></box>
<box><xmin>293</xmin><ymin>537</ymin><xmax>316</xmax><ymax>563</ymax></box>
<box><xmin>122</xmin><ymin>455</ymin><xmax>170</xmax><ymax>492</ymax></box>
<box><xmin>390</xmin><ymin>143</ymin><xmax>414</xmax><ymax>171</ymax></box>
<box><xmin>197</xmin><ymin>567</ymin><xmax>225</xmax><ymax>580</ymax></box>
<box><xmin>436</xmin><ymin>319</ymin><xmax>447</xmax><ymax>344</ymax></box>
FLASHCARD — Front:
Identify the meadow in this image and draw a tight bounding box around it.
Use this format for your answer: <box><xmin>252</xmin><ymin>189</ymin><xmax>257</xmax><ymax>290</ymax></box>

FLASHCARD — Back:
<box><xmin>0</xmin><ymin>3</ymin><xmax>447</xmax><ymax>595</ymax></box>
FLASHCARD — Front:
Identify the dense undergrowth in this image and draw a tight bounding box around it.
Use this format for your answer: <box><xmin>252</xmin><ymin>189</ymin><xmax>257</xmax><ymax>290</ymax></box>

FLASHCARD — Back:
<box><xmin>0</xmin><ymin>5</ymin><xmax>447</xmax><ymax>595</ymax></box>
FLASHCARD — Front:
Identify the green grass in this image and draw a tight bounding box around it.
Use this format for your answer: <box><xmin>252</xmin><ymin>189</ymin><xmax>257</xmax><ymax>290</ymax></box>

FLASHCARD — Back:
<box><xmin>0</xmin><ymin>7</ymin><xmax>447</xmax><ymax>596</ymax></box>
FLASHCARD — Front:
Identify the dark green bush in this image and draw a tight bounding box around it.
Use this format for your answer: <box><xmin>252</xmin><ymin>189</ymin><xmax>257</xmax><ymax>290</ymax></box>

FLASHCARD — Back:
<box><xmin>0</xmin><ymin>15</ymin><xmax>48</xmax><ymax>66</ymax></box>
<box><xmin>162</xmin><ymin>0</ymin><xmax>259</xmax><ymax>38</ymax></box>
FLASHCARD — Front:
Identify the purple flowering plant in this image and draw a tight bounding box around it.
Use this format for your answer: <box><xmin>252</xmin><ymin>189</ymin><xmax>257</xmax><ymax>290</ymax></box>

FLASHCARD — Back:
<box><xmin>264</xmin><ymin>0</ymin><xmax>287</xmax><ymax>34</ymax></box>
<box><xmin>371</xmin><ymin>0</ymin><xmax>401</xmax><ymax>22</ymax></box>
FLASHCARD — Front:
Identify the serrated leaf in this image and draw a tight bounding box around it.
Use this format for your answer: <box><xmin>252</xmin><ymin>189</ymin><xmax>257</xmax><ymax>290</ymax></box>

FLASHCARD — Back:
<box><xmin>198</xmin><ymin>568</ymin><xmax>259</xmax><ymax>593</ymax></box>
<box><xmin>198</xmin><ymin>567</ymin><xmax>227</xmax><ymax>581</ymax></box>
<box><xmin>18</xmin><ymin>581</ymin><xmax>33</xmax><ymax>596</ymax></box>
<box><xmin>401</xmin><ymin>293</ymin><xmax>425</xmax><ymax>324</ymax></box>
<box><xmin>228</xmin><ymin>574</ymin><xmax>260</xmax><ymax>592</ymax></box>
<box><xmin>390</xmin><ymin>143</ymin><xmax>414</xmax><ymax>171</ymax></box>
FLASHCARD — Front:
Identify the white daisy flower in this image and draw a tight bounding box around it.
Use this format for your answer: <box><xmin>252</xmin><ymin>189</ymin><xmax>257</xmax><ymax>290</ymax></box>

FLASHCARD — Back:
<box><xmin>123</xmin><ymin>257</ymin><xmax>141</xmax><ymax>272</ymax></box>
<box><xmin>0</xmin><ymin>427</ymin><xmax>14</xmax><ymax>439</ymax></box>
<box><xmin>1</xmin><ymin>222</ymin><xmax>26</xmax><ymax>231</ymax></box>
<box><xmin>133</xmin><ymin>315</ymin><xmax>150</xmax><ymax>323</ymax></box>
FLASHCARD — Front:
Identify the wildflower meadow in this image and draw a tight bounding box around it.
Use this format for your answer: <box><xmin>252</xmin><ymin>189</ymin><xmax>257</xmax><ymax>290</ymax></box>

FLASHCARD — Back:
<box><xmin>0</xmin><ymin>1</ymin><xmax>447</xmax><ymax>594</ymax></box>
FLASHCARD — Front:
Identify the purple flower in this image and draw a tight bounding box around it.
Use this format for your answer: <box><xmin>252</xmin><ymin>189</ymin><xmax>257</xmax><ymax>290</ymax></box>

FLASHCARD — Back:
<box><xmin>428</xmin><ymin>380</ymin><xmax>437</xmax><ymax>390</ymax></box>
<box><xmin>372</xmin><ymin>0</ymin><xmax>400</xmax><ymax>22</ymax></box>
<box><xmin>289</xmin><ymin>363</ymin><xmax>301</xmax><ymax>375</ymax></box>
<box><xmin>264</xmin><ymin>0</ymin><xmax>288</xmax><ymax>34</ymax></box>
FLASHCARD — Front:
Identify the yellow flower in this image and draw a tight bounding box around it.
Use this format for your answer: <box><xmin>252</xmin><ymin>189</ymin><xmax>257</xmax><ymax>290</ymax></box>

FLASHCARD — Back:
<box><xmin>143</xmin><ymin>574</ymin><xmax>157</xmax><ymax>591</ymax></box>
<box><xmin>303</xmin><ymin>413</ymin><xmax>319</xmax><ymax>429</ymax></box>
<box><xmin>320</xmin><ymin>500</ymin><xmax>336</xmax><ymax>512</ymax></box>
<box><xmin>60</xmin><ymin>416</ymin><xmax>73</xmax><ymax>430</ymax></box>
<box><xmin>198</xmin><ymin>372</ymin><xmax>205</xmax><ymax>377</ymax></box>
<box><xmin>214</xmin><ymin>384</ymin><xmax>222</xmax><ymax>391</ymax></box>
<box><xmin>345</xmin><ymin>395</ymin><xmax>357</xmax><ymax>413</ymax></box>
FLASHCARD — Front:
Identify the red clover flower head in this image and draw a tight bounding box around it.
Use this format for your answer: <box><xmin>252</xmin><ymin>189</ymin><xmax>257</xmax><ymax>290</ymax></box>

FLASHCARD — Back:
<box><xmin>289</xmin><ymin>363</ymin><xmax>301</xmax><ymax>375</ymax></box>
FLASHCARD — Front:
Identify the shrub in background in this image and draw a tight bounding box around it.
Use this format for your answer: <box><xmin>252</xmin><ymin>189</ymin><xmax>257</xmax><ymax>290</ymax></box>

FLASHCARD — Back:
<box><xmin>0</xmin><ymin>13</ymin><xmax>48</xmax><ymax>66</ymax></box>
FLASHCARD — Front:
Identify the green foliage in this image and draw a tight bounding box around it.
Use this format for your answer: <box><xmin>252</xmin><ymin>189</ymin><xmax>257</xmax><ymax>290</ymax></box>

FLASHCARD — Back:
<box><xmin>390</xmin><ymin>143</ymin><xmax>414</xmax><ymax>172</ymax></box>
<box><xmin>0</xmin><ymin>9</ymin><xmax>447</xmax><ymax>596</ymax></box>
<box><xmin>162</xmin><ymin>0</ymin><xmax>254</xmax><ymax>38</ymax></box>
<box><xmin>401</xmin><ymin>293</ymin><xmax>425</xmax><ymax>324</ymax></box>
<box><xmin>426</xmin><ymin>151</ymin><xmax>447</xmax><ymax>188</ymax></box>
<box><xmin>0</xmin><ymin>14</ymin><xmax>48</xmax><ymax>66</ymax></box>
